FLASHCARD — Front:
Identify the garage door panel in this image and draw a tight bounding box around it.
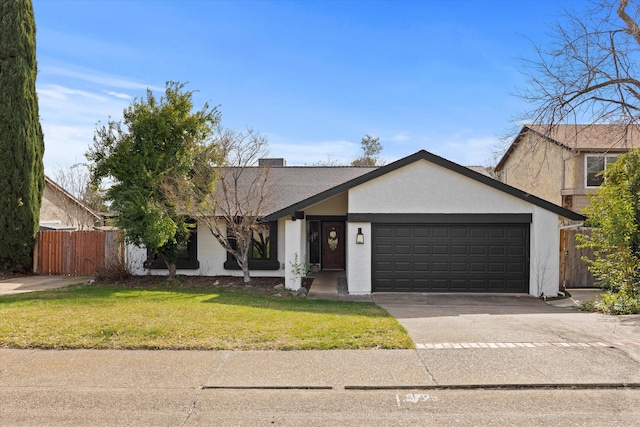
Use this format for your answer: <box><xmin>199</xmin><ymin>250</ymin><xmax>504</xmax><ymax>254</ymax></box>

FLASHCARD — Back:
<box><xmin>470</xmin><ymin>263</ymin><xmax>486</xmax><ymax>273</ymax></box>
<box><xmin>451</xmin><ymin>262</ymin><xmax>468</xmax><ymax>272</ymax></box>
<box><xmin>489</xmin><ymin>246</ymin><xmax>506</xmax><ymax>256</ymax></box>
<box><xmin>394</xmin><ymin>261</ymin><xmax>411</xmax><ymax>272</ymax></box>
<box><xmin>375</xmin><ymin>261</ymin><xmax>393</xmax><ymax>273</ymax></box>
<box><xmin>451</xmin><ymin>245</ymin><xmax>467</xmax><ymax>255</ymax></box>
<box><xmin>394</xmin><ymin>228</ymin><xmax>411</xmax><ymax>238</ymax></box>
<box><xmin>489</xmin><ymin>263</ymin><xmax>505</xmax><ymax>272</ymax></box>
<box><xmin>508</xmin><ymin>263</ymin><xmax>525</xmax><ymax>273</ymax></box>
<box><xmin>394</xmin><ymin>244</ymin><xmax>411</xmax><ymax>255</ymax></box>
<box><xmin>376</xmin><ymin>227</ymin><xmax>393</xmax><ymax>238</ymax></box>
<box><xmin>470</xmin><ymin>246</ymin><xmax>487</xmax><ymax>255</ymax></box>
<box><xmin>433</xmin><ymin>245</ymin><xmax>449</xmax><ymax>255</ymax></box>
<box><xmin>490</xmin><ymin>229</ymin><xmax>506</xmax><ymax>238</ymax></box>
<box><xmin>450</xmin><ymin>279</ymin><xmax>468</xmax><ymax>290</ymax></box>
<box><xmin>508</xmin><ymin>246</ymin><xmax>525</xmax><ymax>256</ymax></box>
<box><xmin>470</xmin><ymin>229</ymin><xmax>487</xmax><ymax>238</ymax></box>
<box><xmin>414</xmin><ymin>262</ymin><xmax>430</xmax><ymax>271</ymax></box>
<box><xmin>414</xmin><ymin>245</ymin><xmax>430</xmax><ymax>254</ymax></box>
<box><xmin>376</xmin><ymin>244</ymin><xmax>393</xmax><ymax>255</ymax></box>
<box><xmin>432</xmin><ymin>262</ymin><xmax>449</xmax><ymax>272</ymax></box>
<box><xmin>451</xmin><ymin>228</ymin><xmax>468</xmax><ymax>238</ymax></box>
<box><xmin>413</xmin><ymin>227</ymin><xmax>430</xmax><ymax>238</ymax></box>
<box><xmin>372</xmin><ymin>224</ymin><xmax>529</xmax><ymax>293</ymax></box>
<box><xmin>432</xmin><ymin>228</ymin><xmax>449</xmax><ymax>238</ymax></box>
<box><xmin>508</xmin><ymin>228</ymin><xmax>526</xmax><ymax>239</ymax></box>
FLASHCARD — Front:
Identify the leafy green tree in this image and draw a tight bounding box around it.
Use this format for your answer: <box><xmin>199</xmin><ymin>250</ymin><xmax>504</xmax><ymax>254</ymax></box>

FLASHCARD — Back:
<box><xmin>578</xmin><ymin>149</ymin><xmax>640</xmax><ymax>307</ymax></box>
<box><xmin>0</xmin><ymin>0</ymin><xmax>45</xmax><ymax>272</ymax></box>
<box><xmin>87</xmin><ymin>82</ymin><xmax>219</xmax><ymax>279</ymax></box>
<box><xmin>352</xmin><ymin>134</ymin><xmax>383</xmax><ymax>166</ymax></box>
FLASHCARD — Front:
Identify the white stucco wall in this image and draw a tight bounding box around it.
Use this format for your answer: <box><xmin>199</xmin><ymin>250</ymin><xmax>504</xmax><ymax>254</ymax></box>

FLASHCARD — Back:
<box><xmin>346</xmin><ymin>222</ymin><xmax>371</xmax><ymax>295</ymax></box>
<box><xmin>284</xmin><ymin>218</ymin><xmax>305</xmax><ymax>289</ymax></box>
<box><xmin>530</xmin><ymin>206</ymin><xmax>561</xmax><ymax>297</ymax></box>
<box><xmin>128</xmin><ymin>219</ymin><xmax>286</xmax><ymax>278</ymax></box>
<box><xmin>350</xmin><ymin>160</ymin><xmax>534</xmax><ymax>214</ymax></box>
<box><xmin>347</xmin><ymin>159</ymin><xmax>563</xmax><ymax>297</ymax></box>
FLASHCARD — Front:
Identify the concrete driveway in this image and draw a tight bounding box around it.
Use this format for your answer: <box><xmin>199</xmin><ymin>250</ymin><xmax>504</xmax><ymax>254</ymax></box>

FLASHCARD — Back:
<box><xmin>0</xmin><ymin>275</ymin><xmax>91</xmax><ymax>296</ymax></box>
<box><xmin>372</xmin><ymin>290</ymin><xmax>639</xmax><ymax>348</ymax></box>
<box><xmin>372</xmin><ymin>290</ymin><xmax>640</xmax><ymax>386</ymax></box>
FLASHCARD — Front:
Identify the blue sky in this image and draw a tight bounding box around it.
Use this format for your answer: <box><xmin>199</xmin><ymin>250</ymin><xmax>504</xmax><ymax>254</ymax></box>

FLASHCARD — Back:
<box><xmin>33</xmin><ymin>0</ymin><xmax>584</xmax><ymax>174</ymax></box>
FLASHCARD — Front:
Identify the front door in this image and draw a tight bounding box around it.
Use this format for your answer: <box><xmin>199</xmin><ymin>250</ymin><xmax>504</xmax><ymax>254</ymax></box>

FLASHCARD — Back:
<box><xmin>322</xmin><ymin>222</ymin><xmax>345</xmax><ymax>270</ymax></box>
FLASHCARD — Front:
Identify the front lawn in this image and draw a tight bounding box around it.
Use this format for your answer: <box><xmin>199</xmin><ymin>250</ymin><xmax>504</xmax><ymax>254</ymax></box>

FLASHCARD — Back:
<box><xmin>0</xmin><ymin>278</ymin><xmax>413</xmax><ymax>350</ymax></box>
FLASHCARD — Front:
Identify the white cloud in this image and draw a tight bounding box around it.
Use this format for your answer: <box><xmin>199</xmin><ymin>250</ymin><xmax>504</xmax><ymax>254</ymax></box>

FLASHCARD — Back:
<box><xmin>39</xmin><ymin>84</ymin><xmax>107</xmax><ymax>103</ymax></box>
<box><xmin>41</xmin><ymin>62</ymin><xmax>162</xmax><ymax>92</ymax></box>
<box><xmin>37</xmin><ymin>83</ymin><xmax>134</xmax><ymax>175</ymax></box>
<box><xmin>386</xmin><ymin>132</ymin><xmax>411</xmax><ymax>143</ymax></box>
<box><xmin>104</xmin><ymin>90</ymin><xmax>133</xmax><ymax>100</ymax></box>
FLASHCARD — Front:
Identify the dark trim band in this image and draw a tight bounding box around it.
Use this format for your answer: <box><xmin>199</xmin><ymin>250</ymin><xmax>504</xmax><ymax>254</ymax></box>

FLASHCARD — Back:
<box><xmin>347</xmin><ymin>213</ymin><xmax>533</xmax><ymax>224</ymax></box>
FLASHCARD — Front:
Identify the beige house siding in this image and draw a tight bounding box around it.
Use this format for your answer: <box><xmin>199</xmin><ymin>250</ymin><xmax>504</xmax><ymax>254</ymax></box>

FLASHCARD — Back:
<box><xmin>40</xmin><ymin>181</ymin><xmax>100</xmax><ymax>230</ymax></box>
<box><xmin>497</xmin><ymin>123</ymin><xmax>640</xmax><ymax>215</ymax></box>
<box><xmin>498</xmin><ymin>132</ymin><xmax>565</xmax><ymax>206</ymax></box>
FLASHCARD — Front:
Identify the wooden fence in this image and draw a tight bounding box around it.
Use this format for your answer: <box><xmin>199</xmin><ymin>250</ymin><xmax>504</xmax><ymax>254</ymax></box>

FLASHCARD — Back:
<box><xmin>33</xmin><ymin>230</ymin><xmax>124</xmax><ymax>276</ymax></box>
<box><xmin>560</xmin><ymin>228</ymin><xmax>596</xmax><ymax>288</ymax></box>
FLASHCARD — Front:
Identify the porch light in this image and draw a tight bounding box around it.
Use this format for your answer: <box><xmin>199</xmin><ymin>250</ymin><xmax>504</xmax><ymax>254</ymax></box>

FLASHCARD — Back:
<box><xmin>356</xmin><ymin>228</ymin><xmax>364</xmax><ymax>244</ymax></box>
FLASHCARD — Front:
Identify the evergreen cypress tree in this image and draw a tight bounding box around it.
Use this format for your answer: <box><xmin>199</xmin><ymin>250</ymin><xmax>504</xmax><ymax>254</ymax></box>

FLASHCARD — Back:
<box><xmin>0</xmin><ymin>0</ymin><xmax>45</xmax><ymax>272</ymax></box>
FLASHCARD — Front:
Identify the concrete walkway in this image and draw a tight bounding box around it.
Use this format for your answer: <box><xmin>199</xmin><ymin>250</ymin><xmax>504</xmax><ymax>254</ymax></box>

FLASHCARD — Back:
<box><xmin>307</xmin><ymin>271</ymin><xmax>372</xmax><ymax>302</ymax></box>
<box><xmin>0</xmin><ymin>275</ymin><xmax>91</xmax><ymax>296</ymax></box>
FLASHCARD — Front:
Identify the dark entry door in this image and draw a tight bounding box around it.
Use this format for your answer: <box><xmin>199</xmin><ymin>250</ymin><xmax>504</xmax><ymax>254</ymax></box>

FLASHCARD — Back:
<box><xmin>322</xmin><ymin>222</ymin><xmax>345</xmax><ymax>270</ymax></box>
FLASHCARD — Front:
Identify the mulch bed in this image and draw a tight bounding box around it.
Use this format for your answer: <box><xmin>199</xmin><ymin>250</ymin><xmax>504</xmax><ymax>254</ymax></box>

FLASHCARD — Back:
<box><xmin>95</xmin><ymin>275</ymin><xmax>299</xmax><ymax>292</ymax></box>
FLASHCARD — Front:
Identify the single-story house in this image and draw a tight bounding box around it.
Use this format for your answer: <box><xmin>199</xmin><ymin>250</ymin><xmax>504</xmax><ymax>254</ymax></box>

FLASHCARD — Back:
<box><xmin>128</xmin><ymin>150</ymin><xmax>584</xmax><ymax>297</ymax></box>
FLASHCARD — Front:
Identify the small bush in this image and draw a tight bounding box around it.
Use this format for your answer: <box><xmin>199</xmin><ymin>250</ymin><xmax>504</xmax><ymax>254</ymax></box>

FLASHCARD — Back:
<box><xmin>600</xmin><ymin>292</ymin><xmax>640</xmax><ymax>315</ymax></box>
<box><xmin>579</xmin><ymin>292</ymin><xmax>640</xmax><ymax>315</ymax></box>
<box><xmin>95</xmin><ymin>260</ymin><xmax>130</xmax><ymax>283</ymax></box>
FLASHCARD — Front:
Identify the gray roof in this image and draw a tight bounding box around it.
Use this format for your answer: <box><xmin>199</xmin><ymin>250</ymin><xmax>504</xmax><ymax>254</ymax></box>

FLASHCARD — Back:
<box><xmin>214</xmin><ymin>166</ymin><xmax>377</xmax><ymax>217</ymax></box>
<box><xmin>266</xmin><ymin>167</ymin><xmax>378</xmax><ymax>214</ymax></box>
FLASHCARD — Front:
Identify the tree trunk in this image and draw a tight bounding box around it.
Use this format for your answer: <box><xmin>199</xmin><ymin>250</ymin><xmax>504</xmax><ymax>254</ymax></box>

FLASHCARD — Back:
<box><xmin>167</xmin><ymin>262</ymin><xmax>177</xmax><ymax>280</ymax></box>
<box><xmin>161</xmin><ymin>255</ymin><xmax>177</xmax><ymax>280</ymax></box>
<box><xmin>241</xmin><ymin>250</ymin><xmax>251</xmax><ymax>283</ymax></box>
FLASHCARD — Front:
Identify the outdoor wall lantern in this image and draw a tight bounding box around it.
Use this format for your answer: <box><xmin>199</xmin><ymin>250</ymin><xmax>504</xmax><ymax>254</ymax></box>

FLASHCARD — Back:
<box><xmin>356</xmin><ymin>228</ymin><xmax>365</xmax><ymax>244</ymax></box>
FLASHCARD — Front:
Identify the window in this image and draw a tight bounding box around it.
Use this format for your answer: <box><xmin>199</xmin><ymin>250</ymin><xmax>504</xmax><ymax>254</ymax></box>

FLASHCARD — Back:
<box><xmin>224</xmin><ymin>221</ymin><xmax>280</xmax><ymax>270</ymax></box>
<box><xmin>144</xmin><ymin>222</ymin><xmax>199</xmax><ymax>269</ymax></box>
<box><xmin>250</xmin><ymin>223</ymin><xmax>271</xmax><ymax>260</ymax></box>
<box><xmin>585</xmin><ymin>155</ymin><xmax>617</xmax><ymax>187</ymax></box>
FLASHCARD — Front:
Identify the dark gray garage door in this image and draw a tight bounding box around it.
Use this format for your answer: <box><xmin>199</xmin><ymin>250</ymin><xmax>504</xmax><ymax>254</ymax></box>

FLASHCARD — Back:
<box><xmin>372</xmin><ymin>224</ymin><xmax>529</xmax><ymax>293</ymax></box>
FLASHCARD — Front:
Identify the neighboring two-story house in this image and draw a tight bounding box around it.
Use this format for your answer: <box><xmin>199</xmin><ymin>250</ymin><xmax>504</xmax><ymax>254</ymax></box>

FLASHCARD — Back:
<box><xmin>495</xmin><ymin>124</ymin><xmax>640</xmax><ymax>214</ymax></box>
<box><xmin>40</xmin><ymin>176</ymin><xmax>103</xmax><ymax>230</ymax></box>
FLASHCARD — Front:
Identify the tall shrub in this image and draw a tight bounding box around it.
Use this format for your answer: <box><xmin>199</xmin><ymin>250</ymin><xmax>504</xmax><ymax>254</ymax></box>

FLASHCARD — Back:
<box><xmin>0</xmin><ymin>0</ymin><xmax>45</xmax><ymax>272</ymax></box>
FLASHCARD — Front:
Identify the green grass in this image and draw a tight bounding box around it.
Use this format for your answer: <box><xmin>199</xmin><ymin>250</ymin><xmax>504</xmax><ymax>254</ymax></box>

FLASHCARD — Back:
<box><xmin>0</xmin><ymin>282</ymin><xmax>413</xmax><ymax>350</ymax></box>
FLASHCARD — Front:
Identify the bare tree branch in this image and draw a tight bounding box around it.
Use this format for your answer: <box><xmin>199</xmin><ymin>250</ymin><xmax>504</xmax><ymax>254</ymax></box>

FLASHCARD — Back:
<box><xmin>165</xmin><ymin>127</ymin><xmax>273</xmax><ymax>283</ymax></box>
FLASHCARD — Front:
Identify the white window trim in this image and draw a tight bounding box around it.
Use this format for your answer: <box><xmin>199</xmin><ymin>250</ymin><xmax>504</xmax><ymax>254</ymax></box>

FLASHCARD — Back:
<box><xmin>585</xmin><ymin>154</ymin><xmax>618</xmax><ymax>189</ymax></box>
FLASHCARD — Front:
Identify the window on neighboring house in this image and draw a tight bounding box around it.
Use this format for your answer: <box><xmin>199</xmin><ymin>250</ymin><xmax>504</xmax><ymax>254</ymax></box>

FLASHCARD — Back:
<box><xmin>224</xmin><ymin>221</ymin><xmax>280</xmax><ymax>270</ymax></box>
<box><xmin>144</xmin><ymin>221</ymin><xmax>199</xmax><ymax>269</ymax></box>
<box><xmin>585</xmin><ymin>155</ymin><xmax>618</xmax><ymax>188</ymax></box>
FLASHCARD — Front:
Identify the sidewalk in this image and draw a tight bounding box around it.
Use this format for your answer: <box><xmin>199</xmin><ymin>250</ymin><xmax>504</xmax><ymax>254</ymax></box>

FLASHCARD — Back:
<box><xmin>2</xmin><ymin>346</ymin><xmax>640</xmax><ymax>393</ymax></box>
<box><xmin>0</xmin><ymin>275</ymin><xmax>91</xmax><ymax>296</ymax></box>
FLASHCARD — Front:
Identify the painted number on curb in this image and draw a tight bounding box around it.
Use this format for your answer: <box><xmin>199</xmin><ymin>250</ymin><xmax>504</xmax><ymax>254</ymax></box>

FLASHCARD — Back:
<box><xmin>396</xmin><ymin>393</ymin><xmax>438</xmax><ymax>407</ymax></box>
